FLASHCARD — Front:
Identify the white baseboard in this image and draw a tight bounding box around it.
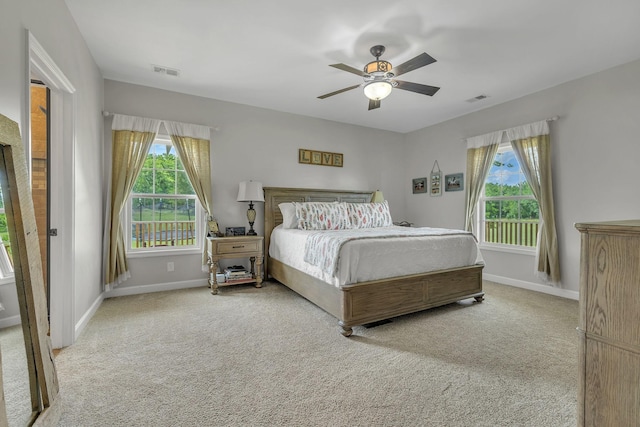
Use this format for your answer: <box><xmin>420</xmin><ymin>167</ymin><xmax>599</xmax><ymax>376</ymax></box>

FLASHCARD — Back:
<box><xmin>0</xmin><ymin>314</ymin><xmax>21</xmax><ymax>329</ymax></box>
<box><xmin>484</xmin><ymin>273</ymin><xmax>579</xmax><ymax>300</ymax></box>
<box><xmin>75</xmin><ymin>292</ymin><xmax>104</xmax><ymax>342</ymax></box>
<box><xmin>104</xmin><ymin>279</ymin><xmax>208</xmax><ymax>299</ymax></box>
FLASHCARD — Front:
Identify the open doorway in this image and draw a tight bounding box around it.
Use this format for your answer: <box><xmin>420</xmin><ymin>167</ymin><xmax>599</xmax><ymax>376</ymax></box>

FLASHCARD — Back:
<box><xmin>28</xmin><ymin>31</ymin><xmax>76</xmax><ymax>348</ymax></box>
<box><xmin>30</xmin><ymin>80</ymin><xmax>50</xmax><ymax>317</ymax></box>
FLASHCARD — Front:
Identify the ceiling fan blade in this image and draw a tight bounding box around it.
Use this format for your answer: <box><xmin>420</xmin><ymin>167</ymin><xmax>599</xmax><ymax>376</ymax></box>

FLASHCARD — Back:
<box><xmin>368</xmin><ymin>99</ymin><xmax>381</xmax><ymax>110</ymax></box>
<box><xmin>317</xmin><ymin>84</ymin><xmax>361</xmax><ymax>99</ymax></box>
<box><xmin>390</xmin><ymin>53</ymin><xmax>436</xmax><ymax>77</ymax></box>
<box><xmin>329</xmin><ymin>63</ymin><xmax>365</xmax><ymax>77</ymax></box>
<box><xmin>395</xmin><ymin>80</ymin><xmax>440</xmax><ymax>96</ymax></box>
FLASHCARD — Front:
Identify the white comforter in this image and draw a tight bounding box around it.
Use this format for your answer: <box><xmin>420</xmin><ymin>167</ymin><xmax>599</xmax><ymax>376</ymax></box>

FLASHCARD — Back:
<box><xmin>269</xmin><ymin>225</ymin><xmax>484</xmax><ymax>287</ymax></box>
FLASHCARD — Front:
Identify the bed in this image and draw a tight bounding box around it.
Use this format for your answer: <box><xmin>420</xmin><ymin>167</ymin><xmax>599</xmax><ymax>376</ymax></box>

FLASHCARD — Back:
<box><xmin>264</xmin><ymin>187</ymin><xmax>485</xmax><ymax>337</ymax></box>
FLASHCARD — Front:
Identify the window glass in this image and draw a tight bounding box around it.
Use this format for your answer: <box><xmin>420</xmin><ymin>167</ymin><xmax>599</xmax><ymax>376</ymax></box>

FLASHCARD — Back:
<box><xmin>479</xmin><ymin>145</ymin><xmax>539</xmax><ymax>249</ymax></box>
<box><xmin>128</xmin><ymin>140</ymin><xmax>200</xmax><ymax>251</ymax></box>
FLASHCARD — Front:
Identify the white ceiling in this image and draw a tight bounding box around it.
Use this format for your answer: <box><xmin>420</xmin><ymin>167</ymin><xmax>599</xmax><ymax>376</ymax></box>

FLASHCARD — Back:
<box><xmin>64</xmin><ymin>0</ymin><xmax>640</xmax><ymax>133</ymax></box>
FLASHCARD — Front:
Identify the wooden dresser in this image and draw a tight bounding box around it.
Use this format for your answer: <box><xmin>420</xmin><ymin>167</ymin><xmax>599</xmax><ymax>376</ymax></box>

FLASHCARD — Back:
<box><xmin>575</xmin><ymin>220</ymin><xmax>640</xmax><ymax>426</ymax></box>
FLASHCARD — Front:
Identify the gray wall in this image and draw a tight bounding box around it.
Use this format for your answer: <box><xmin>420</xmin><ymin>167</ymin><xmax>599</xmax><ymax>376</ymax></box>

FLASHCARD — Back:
<box><xmin>105</xmin><ymin>58</ymin><xmax>640</xmax><ymax>298</ymax></box>
<box><xmin>405</xmin><ymin>58</ymin><xmax>640</xmax><ymax>295</ymax></box>
<box><xmin>103</xmin><ymin>80</ymin><xmax>406</xmax><ymax>292</ymax></box>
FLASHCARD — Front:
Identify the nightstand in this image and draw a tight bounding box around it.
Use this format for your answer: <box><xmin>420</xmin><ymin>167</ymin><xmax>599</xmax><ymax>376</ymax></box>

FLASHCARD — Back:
<box><xmin>206</xmin><ymin>235</ymin><xmax>264</xmax><ymax>295</ymax></box>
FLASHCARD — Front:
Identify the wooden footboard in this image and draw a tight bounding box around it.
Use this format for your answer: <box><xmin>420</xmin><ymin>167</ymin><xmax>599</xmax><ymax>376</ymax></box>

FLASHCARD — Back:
<box><xmin>339</xmin><ymin>264</ymin><xmax>484</xmax><ymax>336</ymax></box>
<box><xmin>269</xmin><ymin>257</ymin><xmax>483</xmax><ymax>336</ymax></box>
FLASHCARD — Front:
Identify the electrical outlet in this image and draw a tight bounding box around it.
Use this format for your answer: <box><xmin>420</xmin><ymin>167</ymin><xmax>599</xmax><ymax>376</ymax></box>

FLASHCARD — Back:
<box><xmin>167</xmin><ymin>262</ymin><xmax>174</xmax><ymax>272</ymax></box>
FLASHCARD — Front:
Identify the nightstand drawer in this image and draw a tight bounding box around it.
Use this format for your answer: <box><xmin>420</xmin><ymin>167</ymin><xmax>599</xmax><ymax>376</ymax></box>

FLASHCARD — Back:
<box><xmin>215</xmin><ymin>239</ymin><xmax>261</xmax><ymax>255</ymax></box>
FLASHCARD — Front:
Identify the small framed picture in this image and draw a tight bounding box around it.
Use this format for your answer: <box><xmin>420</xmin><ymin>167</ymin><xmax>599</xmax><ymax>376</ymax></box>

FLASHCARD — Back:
<box><xmin>311</xmin><ymin>151</ymin><xmax>322</xmax><ymax>165</ymax></box>
<box><xmin>445</xmin><ymin>173</ymin><xmax>464</xmax><ymax>192</ymax></box>
<box><xmin>208</xmin><ymin>218</ymin><xmax>220</xmax><ymax>236</ymax></box>
<box><xmin>322</xmin><ymin>152</ymin><xmax>333</xmax><ymax>165</ymax></box>
<box><xmin>225</xmin><ymin>227</ymin><xmax>246</xmax><ymax>236</ymax></box>
<box><xmin>412</xmin><ymin>177</ymin><xmax>427</xmax><ymax>194</ymax></box>
<box><xmin>333</xmin><ymin>153</ymin><xmax>343</xmax><ymax>167</ymax></box>
<box><xmin>298</xmin><ymin>149</ymin><xmax>311</xmax><ymax>164</ymax></box>
<box><xmin>430</xmin><ymin>172</ymin><xmax>442</xmax><ymax>197</ymax></box>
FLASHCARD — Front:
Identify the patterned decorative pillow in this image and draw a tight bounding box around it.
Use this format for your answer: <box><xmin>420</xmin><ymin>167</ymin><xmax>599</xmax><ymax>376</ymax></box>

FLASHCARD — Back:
<box><xmin>294</xmin><ymin>202</ymin><xmax>351</xmax><ymax>230</ymax></box>
<box><xmin>347</xmin><ymin>201</ymin><xmax>393</xmax><ymax>228</ymax></box>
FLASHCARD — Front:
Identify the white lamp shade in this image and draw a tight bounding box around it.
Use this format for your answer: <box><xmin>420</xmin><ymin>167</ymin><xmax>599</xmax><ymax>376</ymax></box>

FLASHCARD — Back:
<box><xmin>237</xmin><ymin>181</ymin><xmax>265</xmax><ymax>202</ymax></box>
<box><xmin>363</xmin><ymin>81</ymin><xmax>392</xmax><ymax>101</ymax></box>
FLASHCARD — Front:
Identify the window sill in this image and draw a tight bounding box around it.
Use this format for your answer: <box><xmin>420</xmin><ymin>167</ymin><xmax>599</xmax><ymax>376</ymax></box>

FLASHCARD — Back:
<box><xmin>479</xmin><ymin>243</ymin><xmax>536</xmax><ymax>256</ymax></box>
<box><xmin>127</xmin><ymin>247</ymin><xmax>202</xmax><ymax>259</ymax></box>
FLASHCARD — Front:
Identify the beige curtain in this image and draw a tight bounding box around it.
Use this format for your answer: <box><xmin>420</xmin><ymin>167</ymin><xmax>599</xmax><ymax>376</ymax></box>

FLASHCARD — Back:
<box><xmin>164</xmin><ymin>121</ymin><xmax>213</xmax><ymax>268</ymax></box>
<box><xmin>464</xmin><ymin>131</ymin><xmax>502</xmax><ymax>233</ymax></box>
<box><xmin>105</xmin><ymin>115</ymin><xmax>161</xmax><ymax>289</ymax></box>
<box><xmin>508</xmin><ymin>122</ymin><xmax>561</xmax><ymax>284</ymax></box>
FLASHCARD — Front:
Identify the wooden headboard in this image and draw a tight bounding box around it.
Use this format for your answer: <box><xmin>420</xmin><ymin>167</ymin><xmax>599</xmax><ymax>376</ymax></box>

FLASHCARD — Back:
<box><xmin>263</xmin><ymin>187</ymin><xmax>374</xmax><ymax>278</ymax></box>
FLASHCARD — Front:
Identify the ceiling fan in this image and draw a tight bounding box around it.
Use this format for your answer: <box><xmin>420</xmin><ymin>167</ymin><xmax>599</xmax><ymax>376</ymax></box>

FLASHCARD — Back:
<box><xmin>318</xmin><ymin>45</ymin><xmax>440</xmax><ymax>110</ymax></box>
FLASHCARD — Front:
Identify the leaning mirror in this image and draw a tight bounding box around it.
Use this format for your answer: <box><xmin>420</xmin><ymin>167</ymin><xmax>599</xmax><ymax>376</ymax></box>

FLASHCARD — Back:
<box><xmin>0</xmin><ymin>114</ymin><xmax>60</xmax><ymax>425</ymax></box>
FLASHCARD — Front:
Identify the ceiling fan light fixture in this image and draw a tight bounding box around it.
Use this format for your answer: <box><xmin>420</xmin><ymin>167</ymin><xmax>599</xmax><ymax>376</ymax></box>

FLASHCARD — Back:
<box><xmin>363</xmin><ymin>81</ymin><xmax>393</xmax><ymax>101</ymax></box>
<box><xmin>364</xmin><ymin>60</ymin><xmax>392</xmax><ymax>76</ymax></box>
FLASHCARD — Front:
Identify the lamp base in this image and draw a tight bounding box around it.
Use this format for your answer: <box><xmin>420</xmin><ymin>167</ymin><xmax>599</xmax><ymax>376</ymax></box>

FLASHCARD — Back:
<box><xmin>246</xmin><ymin>203</ymin><xmax>257</xmax><ymax>236</ymax></box>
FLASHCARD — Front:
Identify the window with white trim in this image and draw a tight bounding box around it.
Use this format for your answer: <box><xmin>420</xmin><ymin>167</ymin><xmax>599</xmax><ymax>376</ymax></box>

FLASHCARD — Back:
<box><xmin>0</xmin><ymin>187</ymin><xmax>14</xmax><ymax>279</ymax></box>
<box><xmin>478</xmin><ymin>144</ymin><xmax>539</xmax><ymax>250</ymax></box>
<box><xmin>126</xmin><ymin>136</ymin><xmax>202</xmax><ymax>253</ymax></box>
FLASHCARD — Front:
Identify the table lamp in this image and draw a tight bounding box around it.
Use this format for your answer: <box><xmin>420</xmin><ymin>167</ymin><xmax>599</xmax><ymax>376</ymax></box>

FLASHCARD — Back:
<box><xmin>237</xmin><ymin>181</ymin><xmax>264</xmax><ymax>236</ymax></box>
<box><xmin>371</xmin><ymin>190</ymin><xmax>384</xmax><ymax>203</ymax></box>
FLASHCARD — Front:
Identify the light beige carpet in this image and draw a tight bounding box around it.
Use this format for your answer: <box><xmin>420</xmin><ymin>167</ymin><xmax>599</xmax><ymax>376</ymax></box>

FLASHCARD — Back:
<box><xmin>54</xmin><ymin>280</ymin><xmax>578</xmax><ymax>426</ymax></box>
<box><xmin>0</xmin><ymin>324</ymin><xmax>33</xmax><ymax>427</ymax></box>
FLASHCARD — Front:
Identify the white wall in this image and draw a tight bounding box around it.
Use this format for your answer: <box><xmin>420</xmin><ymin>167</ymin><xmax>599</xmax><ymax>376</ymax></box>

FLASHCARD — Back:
<box><xmin>103</xmin><ymin>80</ymin><xmax>406</xmax><ymax>292</ymax></box>
<box><xmin>405</xmin><ymin>58</ymin><xmax>640</xmax><ymax>294</ymax></box>
<box><xmin>0</xmin><ymin>0</ymin><xmax>104</xmax><ymax>332</ymax></box>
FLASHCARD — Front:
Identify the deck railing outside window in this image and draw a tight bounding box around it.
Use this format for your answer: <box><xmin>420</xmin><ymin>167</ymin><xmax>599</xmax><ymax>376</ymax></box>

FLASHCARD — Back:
<box><xmin>132</xmin><ymin>221</ymin><xmax>196</xmax><ymax>248</ymax></box>
<box><xmin>484</xmin><ymin>219</ymin><xmax>539</xmax><ymax>247</ymax></box>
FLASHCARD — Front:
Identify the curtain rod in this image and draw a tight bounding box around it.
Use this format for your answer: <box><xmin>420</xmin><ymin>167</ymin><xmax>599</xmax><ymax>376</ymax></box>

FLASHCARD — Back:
<box><xmin>102</xmin><ymin>111</ymin><xmax>220</xmax><ymax>132</ymax></box>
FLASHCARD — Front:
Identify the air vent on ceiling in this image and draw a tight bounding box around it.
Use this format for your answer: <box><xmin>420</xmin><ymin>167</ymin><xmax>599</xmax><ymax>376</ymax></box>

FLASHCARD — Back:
<box><xmin>466</xmin><ymin>94</ymin><xmax>489</xmax><ymax>103</ymax></box>
<box><xmin>152</xmin><ymin>65</ymin><xmax>180</xmax><ymax>77</ymax></box>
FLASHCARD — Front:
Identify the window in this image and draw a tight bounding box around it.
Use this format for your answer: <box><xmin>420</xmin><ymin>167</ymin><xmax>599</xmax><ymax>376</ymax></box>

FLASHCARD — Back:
<box><xmin>126</xmin><ymin>137</ymin><xmax>202</xmax><ymax>253</ymax></box>
<box><xmin>0</xmin><ymin>186</ymin><xmax>14</xmax><ymax>279</ymax></box>
<box><xmin>478</xmin><ymin>144</ymin><xmax>539</xmax><ymax>250</ymax></box>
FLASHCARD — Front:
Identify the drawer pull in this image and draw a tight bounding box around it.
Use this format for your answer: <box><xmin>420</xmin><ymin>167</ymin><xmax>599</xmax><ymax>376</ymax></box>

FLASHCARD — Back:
<box><xmin>232</xmin><ymin>245</ymin><xmax>245</xmax><ymax>249</ymax></box>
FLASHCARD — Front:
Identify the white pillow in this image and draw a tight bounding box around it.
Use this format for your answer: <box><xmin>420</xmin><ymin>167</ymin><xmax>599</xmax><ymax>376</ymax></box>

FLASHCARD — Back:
<box><xmin>278</xmin><ymin>203</ymin><xmax>298</xmax><ymax>229</ymax></box>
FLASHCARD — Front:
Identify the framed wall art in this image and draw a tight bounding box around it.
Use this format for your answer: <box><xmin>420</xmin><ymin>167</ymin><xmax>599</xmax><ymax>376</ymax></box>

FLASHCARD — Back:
<box><xmin>311</xmin><ymin>151</ymin><xmax>322</xmax><ymax>165</ymax></box>
<box><xmin>298</xmin><ymin>149</ymin><xmax>311</xmax><ymax>163</ymax></box>
<box><xmin>298</xmin><ymin>148</ymin><xmax>343</xmax><ymax>167</ymax></box>
<box><xmin>322</xmin><ymin>152</ymin><xmax>333</xmax><ymax>165</ymax></box>
<box><xmin>445</xmin><ymin>173</ymin><xmax>464</xmax><ymax>192</ymax></box>
<box><xmin>430</xmin><ymin>161</ymin><xmax>442</xmax><ymax>197</ymax></box>
<box><xmin>412</xmin><ymin>177</ymin><xmax>427</xmax><ymax>194</ymax></box>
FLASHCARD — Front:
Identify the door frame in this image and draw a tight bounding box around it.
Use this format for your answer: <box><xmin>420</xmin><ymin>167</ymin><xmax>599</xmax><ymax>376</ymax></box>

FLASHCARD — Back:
<box><xmin>26</xmin><ymin>31</ymin><xmax>76</xmax><ymax>348</ymax></box>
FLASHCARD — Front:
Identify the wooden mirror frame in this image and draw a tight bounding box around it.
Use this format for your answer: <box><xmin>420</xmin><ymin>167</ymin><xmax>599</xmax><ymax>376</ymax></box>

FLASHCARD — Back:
<box><xmin>0</xmin><ymin>114</ymin><xmax>60</xmax><ymax>425</ymax></box>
